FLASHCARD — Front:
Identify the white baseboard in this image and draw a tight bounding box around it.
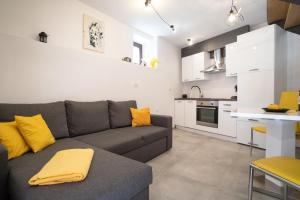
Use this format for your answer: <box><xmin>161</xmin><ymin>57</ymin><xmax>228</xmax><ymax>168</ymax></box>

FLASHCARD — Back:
<box><xmin>175</xmin><ymin>126</ymin><xmax>237</xmax><ymax>143</ymax></box>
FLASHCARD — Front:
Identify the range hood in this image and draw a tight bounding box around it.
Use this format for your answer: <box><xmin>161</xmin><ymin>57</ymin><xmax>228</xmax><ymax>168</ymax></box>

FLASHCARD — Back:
<box><xmin>201</xmin><ymin>49</ymin><xmax>226</xmax><ymax>73</ymax></box>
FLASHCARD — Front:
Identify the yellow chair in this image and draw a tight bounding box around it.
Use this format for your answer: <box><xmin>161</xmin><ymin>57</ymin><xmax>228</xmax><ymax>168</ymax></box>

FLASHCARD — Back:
<box><xmin>249</xmin><ymin>157</ymin><xmax>300</xmax><ymax>200</ymax></box>
<box><xmin>250</xmin><ymin>91</ymin><xmax>299</xmax><ymax>155</ymax></box>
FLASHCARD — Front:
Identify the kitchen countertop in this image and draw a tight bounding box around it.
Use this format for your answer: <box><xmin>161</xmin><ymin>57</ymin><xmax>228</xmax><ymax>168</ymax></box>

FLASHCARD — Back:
<box><xmin>175</xmin><ymin>98</ymin><xmax>237</xmax><ymax>101</ymax></box>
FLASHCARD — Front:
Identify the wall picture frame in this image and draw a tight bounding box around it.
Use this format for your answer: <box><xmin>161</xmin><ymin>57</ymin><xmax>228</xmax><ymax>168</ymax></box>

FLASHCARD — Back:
<box><xmin>83</xmin><ymin>14</ymin><xmax>104</xmax><ymax>53</ymax></box>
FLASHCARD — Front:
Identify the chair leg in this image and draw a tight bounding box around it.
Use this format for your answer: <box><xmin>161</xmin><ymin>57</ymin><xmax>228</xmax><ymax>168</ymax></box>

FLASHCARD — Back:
<box><xmin>283</xmin><ymin>184</ymin><xmax>288</xmax><ymax>200</ymax></box>
<box><xmin>250</xmin><ymin>128</ymin><xmax>254</xmax><ymax>156</ymax></box>
<box><xmin>248</xmin><ymin>166</ymin><xmax>254</xmax><ymax>200</ymax></box>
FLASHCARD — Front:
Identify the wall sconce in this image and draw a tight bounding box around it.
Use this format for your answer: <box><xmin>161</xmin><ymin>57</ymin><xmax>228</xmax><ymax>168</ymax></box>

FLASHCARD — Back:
<box><xmin>38</xmin><ymin>32</ymin><xmax>48</xmax><ymax>43</ymax></box>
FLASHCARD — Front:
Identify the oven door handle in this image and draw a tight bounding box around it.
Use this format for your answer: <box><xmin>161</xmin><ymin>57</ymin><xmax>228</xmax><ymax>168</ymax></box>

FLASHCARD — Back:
<box><xmin>196</xmin><ymin>106</ymin><xmax>217</xmax><ymax>110</ymax></box>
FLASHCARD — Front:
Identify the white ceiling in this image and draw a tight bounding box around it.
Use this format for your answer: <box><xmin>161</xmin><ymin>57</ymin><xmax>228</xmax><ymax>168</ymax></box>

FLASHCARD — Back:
<box><xmin>79</xmin><ymin>0</ymin><xmax>267</xmax><ymax>47</ymax></box>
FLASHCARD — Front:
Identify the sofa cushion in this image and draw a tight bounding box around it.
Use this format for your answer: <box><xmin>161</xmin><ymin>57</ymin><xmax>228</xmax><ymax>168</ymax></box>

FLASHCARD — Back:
<box><xmin>108</xmin><ymin>100</ymin><xmax>137</xmax><ymax>128</ymax></box>
<box><xmin>0</xmin><ymin>102</ymin><xmax>69</xmax><ymax>139</ymax></box>
<box><xmin>75</xmin><ymin>130</ymin><xmax>144</xmax><ymax>155</ymax></box>
<box><xmin>75</xmin><ymin>126</ymin><xmax>168</xmax><ymax>155</ymax></box>
<box><xmin>65</xmin><ymin>101</ymin><xmax>110</xmax><ymax>137</ymax></box>
<box><xmin>7</xmin><ymin>138</ymin><xmax>152</xmax><ymax>200</ymax></box>
<box><xmin>115</xmin><ymin>126</ymin><xmax>168</xmax><ymax>145</ymax></box>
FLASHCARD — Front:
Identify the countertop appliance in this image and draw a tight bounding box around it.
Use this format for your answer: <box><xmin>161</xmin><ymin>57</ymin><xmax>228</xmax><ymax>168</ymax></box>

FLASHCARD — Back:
<box><xmin>196</xmin><ymin>100</ymin><xmax>219</xmax><ymax>128</ymax></box>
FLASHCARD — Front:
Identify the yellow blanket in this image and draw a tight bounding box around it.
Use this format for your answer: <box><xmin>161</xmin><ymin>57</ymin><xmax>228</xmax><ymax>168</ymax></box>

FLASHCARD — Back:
<box><xmin>29</xmin><ymin>148</ymin><xmax>94</xmax><ymax>186</ymax></box>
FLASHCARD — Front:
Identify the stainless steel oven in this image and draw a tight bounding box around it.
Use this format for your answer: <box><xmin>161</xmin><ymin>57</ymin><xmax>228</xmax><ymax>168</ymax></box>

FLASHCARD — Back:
<box><xmin>196</xmin><ymin>101</ymin><xmax>219</xmax><ymax>128</ymax></box>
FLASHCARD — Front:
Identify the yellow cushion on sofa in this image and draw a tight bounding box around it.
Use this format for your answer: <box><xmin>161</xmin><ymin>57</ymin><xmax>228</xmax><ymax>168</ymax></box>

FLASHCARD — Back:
<box><xmin>15</xmin><ymin>114</ymin><xmax>55</xmax><ymax>153</ymax></box>
<box><xmin>130</xmin><ymin>108</ymin><xmax>151</xmax><ymax>127</ymax></box>
<box><xmin>0</xmin><ymin>121</ymin><xmax>30</xmax><ymax>160</ymax></box>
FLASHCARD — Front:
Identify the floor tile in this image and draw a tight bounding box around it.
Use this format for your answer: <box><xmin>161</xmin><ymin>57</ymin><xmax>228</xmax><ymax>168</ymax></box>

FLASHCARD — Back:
<box><xmin>148</xmin><ymin>129</ymin><xmax>300</xmax><ymax>200</ymax></box>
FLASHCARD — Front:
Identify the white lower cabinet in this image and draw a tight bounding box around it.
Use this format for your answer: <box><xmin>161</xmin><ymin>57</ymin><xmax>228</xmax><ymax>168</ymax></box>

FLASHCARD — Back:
<box><xmin>174</xmin><ymin>100</ymin><xmax>185</xmax><ymax>127</ymax></box>
<box><xmin>218</xmin><ymin>109</ymin><xmax>236</xmax><ymax>137</ymax></box>
<box><xmin>236</xmin><ymin>119</ymin><xmax>266</xmax><ymax>149</ymax></box>
<box><xmin>184</xmin><ymin>100</ymin><xmax>197</xmax><ymax>128</ymax></box>
<box><xmin>174</xmin><ymin>100</ymin><xmax>197</xmax><ymax>128</ymax></box>
<box><xmin>218</xmin><ymin>101</ymin><xmax>237</xmax><ymax>137</ymax></box>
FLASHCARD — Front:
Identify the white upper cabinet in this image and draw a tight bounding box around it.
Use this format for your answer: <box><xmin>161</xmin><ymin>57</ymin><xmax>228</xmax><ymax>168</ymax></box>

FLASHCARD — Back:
<box><xmin>182</xmin><ymin>52</ymin><xmax>209</xmax><ymax>82</ymax></box>
<box><xmin>182</xmin><ymin>55</ymin><xmax>194</xmax><ymax>82</ymax></box>
<box><xmin>236</xmin><ymin>25</ymin><xmax>277</xmax><ymax>73</ymax></box>
<box><xmin>225</xmin><ymin>42</ymin><xmax>239</xmax><ymax>77</ymax></box>
<box><xmin>193</xmin><ymin>52</ymin><xmax>209</xmax><ymax>81</ymax></box>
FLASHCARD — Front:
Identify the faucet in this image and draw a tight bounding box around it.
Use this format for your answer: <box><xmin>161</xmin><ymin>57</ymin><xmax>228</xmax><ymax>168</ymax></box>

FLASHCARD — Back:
<box><xmin>190</xmin><ymin>86</ymin><xmax>202</xmax><ymax>98</ymax></box>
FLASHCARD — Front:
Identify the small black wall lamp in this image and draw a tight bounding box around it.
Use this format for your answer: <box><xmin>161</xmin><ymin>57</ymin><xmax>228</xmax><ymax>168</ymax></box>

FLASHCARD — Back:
<box><xmin>38</xmin><ymin>32</ymin><xmax>48</xmax><ymax>43</ymax></box>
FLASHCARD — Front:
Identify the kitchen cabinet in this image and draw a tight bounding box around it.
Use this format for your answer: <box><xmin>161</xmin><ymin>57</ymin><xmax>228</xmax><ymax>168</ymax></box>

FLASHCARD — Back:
<box><xmin>238</xmin><ymin>70</ymin><xmax>275</xmax><ymax>110</ymax></box>
<box><xmin>193</xmin><ymin>53</ymin><xmax>209</xmax><ymax>81</ymax></box>
<box><xmin>237</xmin><ymin>24</ymin><xmax>287</xmax><ymax>109</ymax></box>
<box><xmin>235</xmin><ymin>25</ymin><xmax>287</xmax><ymax>149</ymax></box>
<box><xmin>182</xmin><ymin>56</ymin><xmax>194</xmax><ymax>82</ymax></box>
<box><xmin>174</xmin><ymin>100</ymin><xmax>196</xmax><ymax>128</ymax></box>
<box><xmin>182</xmin><ymin>52</ymin><xmax>209</xmax><ymax>82</ymax></box>
<box><xmin>174</xmin><ymin>100</ymin><xmax>185</xmax><ymax>127</ymax></box>
<box><xmin>218</xmin><ymin>101</ymin><xmax>237</xmax><ymax>137</ymax></box>
<box><xmin>225</xmin><ymin>43</ymin><xmax>239</xmax><ymax>77</ymax></box>
<box><xmin>236</xmin><ymin>25</ymin><xmax>283</xmax><ymax>73</ymax></box>
<box><xmin>236</xmin><ymin>119</ymin><xmax>266</xmax><ymax>149</ymax></box>
<box><xmin>185</xmin><ymin>100</ymin><xmax>197</xmax><ymax>128</ymax></box>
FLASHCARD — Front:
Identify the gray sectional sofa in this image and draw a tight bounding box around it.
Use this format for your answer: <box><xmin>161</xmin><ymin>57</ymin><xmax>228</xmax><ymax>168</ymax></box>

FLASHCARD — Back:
<box><xmin>0</xmin><ymin>100</ymin><xmax>172</xmax><ymax>200</ymax></box>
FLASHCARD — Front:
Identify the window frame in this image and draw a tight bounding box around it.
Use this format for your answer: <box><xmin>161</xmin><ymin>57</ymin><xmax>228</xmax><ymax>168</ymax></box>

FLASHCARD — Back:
<box><xmin>133</xmin><ymin>42</ymin><xmax>143</xmax><ymax>65</ymax></box>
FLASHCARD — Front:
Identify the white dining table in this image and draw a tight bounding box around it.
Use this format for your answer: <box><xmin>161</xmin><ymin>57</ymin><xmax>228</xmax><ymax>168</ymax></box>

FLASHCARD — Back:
<box><xmin>231</xmin><ymin>110</ymin><xmax>300</xmax><ymax>186</ymax></box>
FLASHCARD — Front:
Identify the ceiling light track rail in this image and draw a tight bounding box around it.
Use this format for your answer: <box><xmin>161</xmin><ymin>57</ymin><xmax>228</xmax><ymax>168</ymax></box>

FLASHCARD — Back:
<box><xmin>145</xmin><ymin>0</ymin><xmax>175</xmax><ymax>32</ymax></box>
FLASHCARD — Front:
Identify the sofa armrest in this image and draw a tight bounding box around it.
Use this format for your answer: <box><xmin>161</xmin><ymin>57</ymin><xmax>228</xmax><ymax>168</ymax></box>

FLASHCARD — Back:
<box><xmin>151</xmin><ymin>115</ymin><xmax>172</xmax><ymax>149</ymax></box>
<box><xmin>151</xmin><ymin>114</ymin><xmax>172</xmax><ymax>129</ymax></box>
<box><xmin>0</xmin><ymin>144</ymin><xmax>8</xmax><ymax>200</ymax></box>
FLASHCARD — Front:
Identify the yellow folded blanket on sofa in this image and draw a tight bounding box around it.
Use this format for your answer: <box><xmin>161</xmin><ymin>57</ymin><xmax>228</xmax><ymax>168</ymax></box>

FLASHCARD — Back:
<box><xmin>29</xmin><ymin>148</ymin><xmax>94</xmax><ymax>186</ymax></box>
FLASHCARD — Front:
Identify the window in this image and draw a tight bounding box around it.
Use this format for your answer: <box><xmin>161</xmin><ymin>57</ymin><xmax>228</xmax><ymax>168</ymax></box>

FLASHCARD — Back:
<box><xmin>133</xmin><ymin>42</ymin><xmax>143</xmax><ymax>64</ymax></box>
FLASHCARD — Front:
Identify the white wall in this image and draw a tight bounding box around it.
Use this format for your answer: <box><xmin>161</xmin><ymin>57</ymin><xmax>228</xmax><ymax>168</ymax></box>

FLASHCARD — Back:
<box><xmin>0</xmin><ymin>0</ymin><xmax>135</xmax><ymax>60</ymax></box>
<box><xmin>0</xmin><ymin>0</ymin><xmax>182</xmax><ymax>116</ymax></box>
<box><xmin>182</xmin><ymin>74</ymin><xmax>237</xmax><ymax>98</ymax></box>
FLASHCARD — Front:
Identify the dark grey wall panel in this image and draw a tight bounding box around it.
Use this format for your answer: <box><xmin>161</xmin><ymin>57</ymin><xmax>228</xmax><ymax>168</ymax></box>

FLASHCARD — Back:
<box><xmin>181</xmin><ymin>25</ymin><xmax>250</xmax><ymax>58</ymax></box>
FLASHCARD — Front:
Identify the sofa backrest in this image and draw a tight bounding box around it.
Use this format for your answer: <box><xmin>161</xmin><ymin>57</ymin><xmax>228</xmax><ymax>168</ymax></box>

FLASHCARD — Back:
<box><xmin>65</xmin><ymin>100</ymin><xmax>110</xmax><ymax>137</ymax></box>
<box><xmin>108</xmin><ymin>100</ymin><xmax>137</xmax><ymax>129</ymax></box>
<box><xmin>0</xmin><ymin>102</ymin><xmax>69</xmax><ymax>139</ymax></box>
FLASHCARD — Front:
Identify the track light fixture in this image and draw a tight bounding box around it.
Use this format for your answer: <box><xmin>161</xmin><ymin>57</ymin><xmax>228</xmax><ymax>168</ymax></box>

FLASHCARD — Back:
<box><xmin>145</xmin><ymin>0</ymin><xmax>151</xmax><ymax>7</ymax></box>
<box><xmin>145</xmin><ymin>0</ymin><xmax>176</xmax><ymax>33</ymax></box>
<box><xmin>226</xmin><ymin>0</ymin><xmax>244</xmax><ymax>26</ymax></box>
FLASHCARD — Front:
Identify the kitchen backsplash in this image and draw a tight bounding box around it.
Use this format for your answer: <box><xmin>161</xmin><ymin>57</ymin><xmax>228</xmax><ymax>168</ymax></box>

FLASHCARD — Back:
<box><xmin>182</xmin><ymin>73</ymin><xmax>237</xmax><ymax>98</ymax></box>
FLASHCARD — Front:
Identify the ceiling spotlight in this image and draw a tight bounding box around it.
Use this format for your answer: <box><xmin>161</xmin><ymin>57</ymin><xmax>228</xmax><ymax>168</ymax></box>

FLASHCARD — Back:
<box><xmin>187</xmin><ymin>38</ymin><xmax>193</xmax><ymax>46</ymax></box>
<box><xmin>170</xmin><ymin>25</ymin><xmax>176</xmax><ymax>33</ymax></box>
<box><xmin>226</xmin><ymin>0</ymin><xmax>244</xmax><ymax>26</ymax></box>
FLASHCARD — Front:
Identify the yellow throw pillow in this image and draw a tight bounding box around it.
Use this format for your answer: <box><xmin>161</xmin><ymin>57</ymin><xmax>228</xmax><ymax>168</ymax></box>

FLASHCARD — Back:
<box><xmin>0</xmin><ymin>121</ymin><xmax>30</xmax><ymax>160</ymax></box>
<box><xmin>130</xmin><ymin>108</ymin><xmax>151</xmax><ymax>127</ymax></box>
<box><xmin>15</xmin><ymin>114</ymin><xmax>55</xmax><ymax>153</ymax></box>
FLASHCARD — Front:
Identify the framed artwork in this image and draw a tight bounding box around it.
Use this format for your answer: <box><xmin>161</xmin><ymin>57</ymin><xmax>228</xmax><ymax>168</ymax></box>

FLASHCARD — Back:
<box><xmin>83</xmin><ymin>15</ymin><xmax>104</xmax><ymax>53</ymax></box>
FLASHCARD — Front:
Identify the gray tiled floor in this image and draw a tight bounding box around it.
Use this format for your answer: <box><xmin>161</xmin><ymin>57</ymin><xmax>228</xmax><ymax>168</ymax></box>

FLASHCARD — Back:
<box><xmin>148</xmin><ymin>129</ymin><xmax>300</xmax><ymax>200</ymax></box>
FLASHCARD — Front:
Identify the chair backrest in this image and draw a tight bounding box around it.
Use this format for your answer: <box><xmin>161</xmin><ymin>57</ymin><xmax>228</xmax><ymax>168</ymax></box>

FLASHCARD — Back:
<box><xmin>279</xmin><ymin>91</ymin><xmax>300</xmax><ymax>134</ymax></box>
<box><xmin>279</xmin><ymin>91</ymin><xmax>299</xmax><ymax>111</ymax></box>
<box><xmin>296</xmin><ymin>123</ymin><xmax>300</xmax><ymax>134</ymax></box>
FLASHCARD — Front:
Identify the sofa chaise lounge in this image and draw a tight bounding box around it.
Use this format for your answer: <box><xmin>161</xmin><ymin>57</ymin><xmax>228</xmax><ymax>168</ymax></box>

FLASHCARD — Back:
<box><xmin>0</xmin><ymin>100</ymin><xmax>172</xmax><ymax>200</ymax></box>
